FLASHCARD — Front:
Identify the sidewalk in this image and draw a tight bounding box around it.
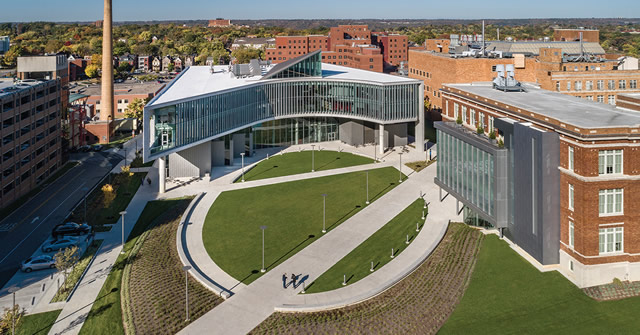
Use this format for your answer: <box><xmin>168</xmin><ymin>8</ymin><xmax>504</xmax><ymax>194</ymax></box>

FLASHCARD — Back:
<box><xmin>178</xmin><ymin>161</ymin><xmax>455</xmax><ymax>335</ymax></box>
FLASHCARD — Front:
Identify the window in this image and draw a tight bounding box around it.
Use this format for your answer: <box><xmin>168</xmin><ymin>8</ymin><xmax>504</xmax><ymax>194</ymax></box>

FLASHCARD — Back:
<box><xmin>569</xmin><ymin>221</ymin><xmax>574</xmax><ymax>248</ymax></box>
<box><xmin>585</xmin><ymin>81</ymin><xmax>593</xmax><ymax>90</ymax></box>
<box><xmin>555</xmin><ymin>82</ymin><xmax>560</xmax><ymax>91</ymax></box>
<box><xmin>599</xmin><ymin>227</ymin><xmax>623</xmax><ymax>254</ymax></box>
<box><xmin>599</xmin><ymin>189</ymin><xmax>623</xmax><ymax>215</ymax></box>
<box><xmin>479</xmin><ymin>112</ymin><xmax>485</xmax><ymax>128</ymax></box>
<box><xmin>613</xmin><ymin>80</ymin><xmax>625</xmax><ymax>91</ymax></box>
<box><xmin>597</xmin><ymin>80</ymin><xmax>604</xmax><ymax>90</ymax></box>
<box><xmin>462</xmin><ymin>106</ymin><xmax>467</xmax><ymax>124</ymax></box>
<box><xmin>489</xmin><ymin>116</ymin><xmax>494</xmax><ymax>133</ymax></box>
<box><xmin>586</xmin><ymin>95</ymin><xmax>593</xmax><ymax>101</ymax></box>
<box><xmin>453</xmin><ymin>103</ymin><xmax>459</xmax><ymax>119</ymax></box>
<box><xmin>568</xmin><ymin>184</ymin><xmax>574</xmax><ymax>211</ymax></box>
<box><xmin>597</xmin><ymin>95</ymin><xmax>604</xmax><ymax>103</ymax></box>
<box><xmin>598</xmin><ymin>150</ymin><xmax>622</xmax><ymax>175</ymax></box>
<box><xmin>568</xmin><ymin>146</ymin><xmax>574</xmax><ymax>171</ymax></box>
<box><xmin>575</xmin><ymin>81</ymin><xmax>582</xmax><ymax>91</ymax></box>
<box><xmin>608</xmin><ymin>95</ymin><xmax>615</xmax><ymax>105</ymax></box>
<box><xmin>630</xmin><ymin>80</ymin><xmax>637</xmax><ymax>89</ymax></box>
<box><xmin>470</xmin><ymin>109</ymin><xmax>475</xmax><ymax>126</ymax></box>
<box><xmin>608</xmin><ymin>80</ymin><xmax>615</xmax><ymax>90</ymax></box>
<box><xmin>566</xmin><ymin>81</ymin><xmax>571</xmax><ymax>91</ymax></box>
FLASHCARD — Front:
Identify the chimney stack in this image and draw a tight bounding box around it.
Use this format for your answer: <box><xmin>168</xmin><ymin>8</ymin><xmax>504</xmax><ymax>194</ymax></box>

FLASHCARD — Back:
<box><xmin>100</xmin><ymin>0</ymin><xmax>114</xmax><ymax>133</ymax></box>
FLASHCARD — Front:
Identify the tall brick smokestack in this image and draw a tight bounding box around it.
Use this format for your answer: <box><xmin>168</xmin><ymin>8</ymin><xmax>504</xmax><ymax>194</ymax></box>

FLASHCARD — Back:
<box><xmin>100</xmin><ymin>0</ymin><xmax>113</xmax><ymax>128</ymax></box>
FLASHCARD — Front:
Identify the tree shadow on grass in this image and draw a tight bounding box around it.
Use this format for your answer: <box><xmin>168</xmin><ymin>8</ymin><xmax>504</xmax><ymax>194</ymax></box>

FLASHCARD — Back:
<box><xmin>40</xmin><ymin>287</ymin><xmax>119</xmax><ymax>334</ymax></box>
<box><xmin>244</xmin><ymin>165</ymin><xmax>278</xmax><ymax>181</ymax></box>
<box><xmin>326</xmin><ymin>205</ymin><xmax>361</xmax><ymax>231</ymax></box>
<box><xmin>369</xmin><ymin>182</ymin><xmax>396</xmax><ymax>203</ymax></box>
<box><xmin>315</xmin><ymin>157</ymin><xmax>340</xmax><ymax>171</ymax></box>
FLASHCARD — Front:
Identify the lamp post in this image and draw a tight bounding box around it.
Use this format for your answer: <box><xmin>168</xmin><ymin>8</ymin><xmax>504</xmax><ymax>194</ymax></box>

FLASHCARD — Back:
<box><xmin>260</xmin><ymin>225</ymin><xmax>267</xmax><ymax>272</ymax></box>
<box><xmin>311</xmin><ymin>144</ymin><xmax>315</xmax><ymax>172</ymax></box>
<box><xmin>8</xmin><ymin>286</ymin><xmax>18</xmax><ymax>335</ymax></box>
<box><xmin>183</xmin><ymin>265</ymin><xmax>191</xmax><ymax>322</ymax></box>
<box><xmin>374</xmin><ymin>142</ymin><xmax>377</xmax><ymax>162</ymax></box>
<box><xmin>124</xmin><ymin>147</ymin><xmax>127</xmax><ymax>166</ymax></box>
<box><xmin>321</xmin><ymin>194</ymin><xmax>327</xmax><ymax>233</ymax></box>
<box><xmin>81</xmin><ymin>186</ymin><xmax>89</xmax><ymax>223</ymax></box>
<box><xmin>398</xmin><ymin>152</ymin><xmax>403</xmax><ymax>183</ymax></box>
<box><xmin>240</xmin><ymin>152</ymin><xmax>245</xmax><ymax>182</ymax></box>
<box><xmin>119</xmin><ymin>211</ymin><xmax>127</xmax><ymax>254</ymax></box>
<box><xmin>365</xmin><ymin>171</ymin><xmax>370</xmax><ymax>205</ymax></box>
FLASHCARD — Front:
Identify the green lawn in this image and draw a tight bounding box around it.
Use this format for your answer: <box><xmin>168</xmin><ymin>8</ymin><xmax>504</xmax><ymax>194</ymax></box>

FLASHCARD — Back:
<box><xmin>305</xmin><ymin>199</ymin><xmax>426</xmax><ymax>293</ymax></box>
<box><xmin>79</xmin><ymin>198</ymin><xmax>189</xmax><ymax>335</ymax></box>
<box><xmin>16</xmin><ymin>309</ymin><xmax>61</xmax><ymax>335</ymax></box>
<box><xmin>51</xmin><ymin>239</ymin><xmax>104</xmax><ymax>302</ymax></box>
<box><xmin>441</xmin><ymin>235</ymin><xmax>640</xmax><ymax>334</ymax></box>
<box><xmin>237</xmin><ymin>150</ymin><xmax>373</xmax><ymax>182</ymax></box>
<box><xmin>204</xmin><ymin>166</ymin><xmax>401</xmax><ymax>285</ymax></box>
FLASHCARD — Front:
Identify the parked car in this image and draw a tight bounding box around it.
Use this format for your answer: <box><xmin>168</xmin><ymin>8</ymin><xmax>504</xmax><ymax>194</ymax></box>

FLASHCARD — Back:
<box><xmin>42</xmin><ymin>237</ymin><xmax>79</xmax><ymax>253</ymax></box>
<box><xmin>79</xmin><ymin>145</ymin><xmax>91</xmax><ymax>152</ymax></box>
<box><xmin>21</xmin><ymin>255</ymin><xmax>55</xmax><ymax>273</ymax></box>
<box><xmin>52</xmin><ymin>222</ymin><xmax>92</xmax><ymax>238</ymax></box>
<box><xmin>92</xmin><ymin>144</ymin><xmax>103</xmax><ymax>151</ymax></box>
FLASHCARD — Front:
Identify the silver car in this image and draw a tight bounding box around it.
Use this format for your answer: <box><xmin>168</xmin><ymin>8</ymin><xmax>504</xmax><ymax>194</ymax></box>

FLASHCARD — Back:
<box><xmin>21</xmin><ymin>255</ymin><xmax>55</xmax><ymax>273</ymax></box>
<box><xmin>41</xmin><ymin>237</ymin><xmax>79</xmax><ymax>253</ymax></box>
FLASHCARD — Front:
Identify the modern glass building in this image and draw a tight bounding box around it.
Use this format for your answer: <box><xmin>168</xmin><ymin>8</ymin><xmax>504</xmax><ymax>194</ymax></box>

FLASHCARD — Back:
<box><xmin>143</xmin><ymin>50</ymin><xmax>424</xmax><ymax>192</ymax></box>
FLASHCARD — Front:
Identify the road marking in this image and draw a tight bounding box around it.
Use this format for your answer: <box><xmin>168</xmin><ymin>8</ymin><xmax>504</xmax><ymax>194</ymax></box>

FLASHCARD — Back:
<box><xmin>0</xmin><ymin>223</ymin><xmax>18</xmax><ymax>232</ymax></box>
<box><xmin>31</xmin><ymin>217</ymin><xmax>39</xmax><ymax>224</ymax></box>
<box><xmin>0</xmin><ymin>181</ymin><xmax>87</xmax><ymax>265</ymax></box>
<box><xmin>15</xmin><ymin>176</ymin><xmax>79</xmax><ymax>228</ymax></box>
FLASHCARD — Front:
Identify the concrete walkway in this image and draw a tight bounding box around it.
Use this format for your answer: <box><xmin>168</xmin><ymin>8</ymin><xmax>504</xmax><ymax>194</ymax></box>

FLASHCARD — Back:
<box><xmin>179</xmin><ymin>159</ymin><xmax>457</xmax><ymax>335</ymax></box>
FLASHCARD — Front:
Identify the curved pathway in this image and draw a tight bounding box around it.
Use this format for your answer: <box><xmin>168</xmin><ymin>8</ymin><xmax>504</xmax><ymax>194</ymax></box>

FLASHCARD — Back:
<box><xmin>178</xmin><ymin>159</ymin><xmax>461</xmax><ymax>335</ymax></box>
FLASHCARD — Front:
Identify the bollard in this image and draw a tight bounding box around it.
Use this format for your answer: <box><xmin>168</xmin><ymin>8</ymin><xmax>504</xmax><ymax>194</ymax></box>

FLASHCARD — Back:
<box><xmin>416</xmin><ymin>222</ymin><xmax>420</xmax><ymax>232</ymax></box>
<box><xmin>424</xmin><ymin>200</ymin><xmax>427</xmax><ymax>209</ymax></box>
<box><xmin>342</xmin><ymin>274</ymin><xmax>347</xmax><ymax>286</ymax></box>
<box><xmin>391</xmin><ymin>248</ymin><xmax>394</xmax><ymax>258</ymax></box>
<box><xmin>422</xmin><ymin>210</ymin><xmax>425</xmax><ymax>220</ymax></box>
<box><xmin>267</xmin><ymin>153</ymin><xmax>269</xmax><ymax>160</ymax></box>
<box><xmin>302</xmin><ymin>282</ymin><xmax>306</xmax><ymax>294</ymax></box>
<box><xmin>370</xmin><ymin>261</ymin><xmax>374</xmax><ymax>272</ymax></box>
<box><xmin>406</xmin><ymin>234</ymin><xmax>410</xmax><ymax>244</ymax></box>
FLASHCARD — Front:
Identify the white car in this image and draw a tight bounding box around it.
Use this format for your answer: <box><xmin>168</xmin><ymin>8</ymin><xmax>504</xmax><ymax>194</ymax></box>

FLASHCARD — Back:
<box><xmin>41</xmin><ymin>237</ymin><xmax>79</xmax><ymax>253</ymax></box>
<box><xmin>21</xmin><ymin>255</ymin><xmax>55</xmax><ymax>272</ymax></box>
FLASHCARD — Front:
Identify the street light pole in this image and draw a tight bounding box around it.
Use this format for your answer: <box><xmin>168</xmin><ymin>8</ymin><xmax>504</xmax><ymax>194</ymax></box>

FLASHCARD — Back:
<box><xmin>240</xmin><ymin>152</ymin><xmax>245</xmax><ymax>182</ymax></box>
<box><xmin>8</xmin><ymin>287</ymin><xmax>17</xmax><ymax>335</ymax></box>
<box><xmin>322</xmin><ymin>194</ymin><xmax>327</xmax><ymax>233</ymax></box>
<box><xmin>124</xmin><ymin>147</ymin><xmax>127</xmax><ymax>166</ymax></box>
<box><xmin>183</xmin><ymin>265</ymin><xmax>191</xmax><ymax>322</ymax></box>
<box><xmin>120</xmin><ymin>211</ymin><xmax>127</xmax><ymax>254</ymax></box>
<box><xmin>260</xmin><ymin>225</ymin><xmax>267</xmax><ymax>272</ymax></box>
<box><xmin>398</xmin><ymin>152</ymin><xmax>403</xmax><ymax>183</ymax></box>
<box><xmin>311</xmin><ymin>145</ymin><xmax>315</xmax><ymax>172</ymax></box>
<box><xmin>365</xmin><ymin>171</ymin><xmax>369</xmax><ymax>205</ymax></box>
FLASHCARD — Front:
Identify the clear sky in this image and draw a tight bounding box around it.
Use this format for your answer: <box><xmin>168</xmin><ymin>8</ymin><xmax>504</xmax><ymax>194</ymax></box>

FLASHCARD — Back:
<box><xmin>0</xmin><ymin>0</ymin><xmax>638</xmax><ymax>22</ymax></box>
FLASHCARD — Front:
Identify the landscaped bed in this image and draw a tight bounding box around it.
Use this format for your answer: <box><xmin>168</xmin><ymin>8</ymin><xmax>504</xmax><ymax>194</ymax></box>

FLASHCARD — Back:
<box><xmin>251</xmin><ymin>223</ymin><xmax>483</xmax><ymax>334</ymax></box>
<box><xmin>205</xmin><ymin>166</ymin><xmax>402</xmax><ymax>285</ymax></box>
<box><xmin>405</xmin><ymin>159</ymin><xmax>436</xmax><ymax>173</ymax></box>
<box><xmin>440</xmin><ymin>235</ymin><xmax>640</xmax><ymax>334</ymax></box>
<box><xmin>80</xmin><ymin>198</ymin><xmax>221</xmax><ymax>335</ymax></box>
<box><xmin>15</xmin><ymin>309</ymin><xmax>61</xmax><ymax>335</ymax></box>
<box><xmin>304</xmin><ymin>198</ymin><xmax>426</xmax><ymax>293</ymax></box>
<box><xmin>51</xmin><ymin>239</ymin><xmax>104</xmax><ymax>302</ymax></box>
<box><xmin>236</xmin><ymin>150</ymin><xmax>374</xmax><ymax>182</ymax></box>
<box><xmin>68</xmin><ymin>171</ymin><xmax>145</xmax><ymax>232</ymax></box>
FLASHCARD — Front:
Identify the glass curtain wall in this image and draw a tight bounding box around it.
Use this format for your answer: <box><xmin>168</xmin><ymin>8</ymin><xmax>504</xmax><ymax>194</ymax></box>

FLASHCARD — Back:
<box><xmin>252</xmin><ymin>117</ymin><xmax>339</xmax><ymax>148</ymax></box>
<box><xmin>149</xmin><ymin>80</ymin><xmax>419</xmax><ymax>155</ymax></box>
<box><xmin>436</xmin><ymin>129</ymin><xmax>495</xmax><ymax>218</ymax></box>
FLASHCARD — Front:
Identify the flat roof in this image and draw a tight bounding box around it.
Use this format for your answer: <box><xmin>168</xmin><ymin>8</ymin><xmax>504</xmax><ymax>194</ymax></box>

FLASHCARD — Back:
<box><xmin>149</xmin><ymin>63</ymin><xmax>420</xmax><ymax>107</ymax></box>
<box><xmin>71</xmin><ymin>81</ymin><xmax>165</xmax><ymax>97</ymax></box>
<box><xmin>0</xmin><ymin>79</ymin><xmax>50</xmax><ymax>99</ymax></box>
<box><xmin>444</xmin><ymin>82</ymin><xmax>640</xmax><ymax>129</ymax></box>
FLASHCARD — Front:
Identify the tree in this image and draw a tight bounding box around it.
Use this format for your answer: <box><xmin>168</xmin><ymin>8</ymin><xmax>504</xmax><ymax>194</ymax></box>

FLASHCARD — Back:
<box><xmin>85</xmin><ymin>64</ymin><xmax>100</xmax><ymax>78</ymax></box>
<box><xmin>90</xmin><ymin>53</ymin><xmax>102</xmax><ymax>68</ymax></box>
<box><xmin>124</xmin><ymin>98</ymin><xmax>146</xmax><ymax>121</ymax></box>
<box><xmin>167</xmin><ymin>63</ymin><xmax>175</xmax><ymax>72</ymax></box>
<box><xmin>54</xmin><ymin>246</ymin><xmax>80</xmax><ymax>293</ymax></box>
<box><xmin>1</xmin><ymin>45</ymin><xmax>23</xmax><ymax>67</ymax></box>
<box><xmin>231</xmin><ymin>47</ymin><xmax>261</xmax><ymax>64</ymax></box>
<box><xmin>117</xmin><ymin>62</ymin><xmax>132</xmax><ymax>74</ymax></box>
<box><xmin>101</xmin><ymin>184</ymin><xmax>116</xmax><ymax>208</ymax></box>
<box><xmin>0</xmin><ymin>304</ymin><xmax>25</xmax><ymax>334</ymax></box>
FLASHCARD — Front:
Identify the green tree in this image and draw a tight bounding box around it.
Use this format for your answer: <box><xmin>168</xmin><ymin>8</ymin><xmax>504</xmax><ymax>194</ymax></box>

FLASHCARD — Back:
<box><xmin>1</xmin><ymin>45</ymin><xmax>23</xmax><ymax>67</ymax></box>
<box><xmin>231</xmin><ymin>47</ymin><xmax>261</xmax><ymax>64</ymax></box>
<box><xmin>85</xmin><ymin>64</ymin><xmax>100</xmax><ymax>78</ymax></box>
<box><xmin>117</xmin><ymin>62</ymin><xmax>132</xmax><ymax>73</ymax></box>
<box><xmin>124</xmin><ymin>97</ymin><xmax>146</xmax><ymax>120</ymax></box>
<box><xmin>55</xmin><ymin>246</ymin><xmax>80</xmax><ymax>293</ymax></box>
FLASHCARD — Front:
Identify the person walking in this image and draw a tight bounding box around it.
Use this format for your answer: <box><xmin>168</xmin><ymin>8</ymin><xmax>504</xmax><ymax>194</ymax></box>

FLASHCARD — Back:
<box><xmin>291</xmin><ymin>273</ymin><xmax>297</xmax><ymax>288</ymax></box>
<box><xmin>282</xmin><ymin>273</ymin><xmax>287</xmax><ymax>289</ymax></box>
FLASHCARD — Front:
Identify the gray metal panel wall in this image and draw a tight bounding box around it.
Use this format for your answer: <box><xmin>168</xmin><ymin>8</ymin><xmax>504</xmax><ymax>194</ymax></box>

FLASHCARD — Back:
<box><xmin>211</xmin><ymin>140</ymin><xmax>225</xmax><ymax>166</ymax></box>
<box><xmin>339</xmin><ymin>120</ymin><xmax>364</xmax><ymax>146</ymax></box>
<box><xmin>168</xmin><ymin>141</ymin><xmax>211</xmax><ymax>178</ymax></box>
<box><xmin>232</xmin><ymin>133</ymin><xmax>245</xmax><ymax>158</ymax></box>
<box><xmin>386</xmin><ymin>123</ymin><xmax>408</xmax><ymax>147</ymax></box>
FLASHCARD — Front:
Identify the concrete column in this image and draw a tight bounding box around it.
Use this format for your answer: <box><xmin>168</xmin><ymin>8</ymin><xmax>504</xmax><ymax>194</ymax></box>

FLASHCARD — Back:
<box><xmin>100</xmin><ymin>0</ymin><xmax>113</xmax><ymax>125</ymax></box>
<box><xmin>249</xmin><ymin>132</ymin><xmax>254</xmax><ymax>156</ymax></box>
<box><xmin>158</xmin><ymin>156</ymin><xmax>166</xmax><ymax>194</ymax></box>
<box><xmin>416</xmin><ymin>83</ymin><xmax>425</xmax><ymax>153</ymax></box>
<box><xmin>294</xmin><ymin>119</ymin><xmax>299</xmax><ymax>144</ymax></box>
<box><xmin>228</xmin><ymin>136</ymin><xmax>234</xmax><ymax>165</ymax></box>
<box><xmin>378</xmin><ymin>124</ymin><xmax>385</xmax><ymax>155</ymax></box>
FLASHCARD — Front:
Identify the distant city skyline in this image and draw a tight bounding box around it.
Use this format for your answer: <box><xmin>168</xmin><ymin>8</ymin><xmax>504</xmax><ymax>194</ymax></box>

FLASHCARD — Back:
<box><xmin>1</xmin><ymin>0</ymin><xmax>639</xmax><ymax>22</ymax></box>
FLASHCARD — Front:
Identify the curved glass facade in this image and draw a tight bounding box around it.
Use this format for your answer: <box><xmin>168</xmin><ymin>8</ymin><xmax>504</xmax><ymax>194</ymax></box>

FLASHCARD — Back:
<box><xmin>149</xmin><ymin>79</ymin><xmax>420</xmax><ymax>156</ymax></box>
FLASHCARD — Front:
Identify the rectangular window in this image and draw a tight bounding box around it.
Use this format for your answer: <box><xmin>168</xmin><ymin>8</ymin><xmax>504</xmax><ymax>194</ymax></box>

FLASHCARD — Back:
<box><xmin>608</xmin><ymin>80</ymin><xmax>615</xmax><ymax>90</ymax></box>
<box><xmin>555</xmin><ymin>82</ymin><xmax>560</xmax><ymax>91</ymax></box>
<box><xmin>462</xmin><ymin>106</ymin><xmax>467</xmax><ymax>124</ymax></box>
<box><xmin>470</xmin><ymin>109</ymin><xmax>475</xmax><ymax>126</ymax></box>
<box><xmin>608</xmin><ymin>95</ymin><xmax>615</xmax><ymax>105</ymax></box>
<box><xmin>568</xmin><ymin>146</ymin><xmax>574</xmax><ymax>171</ymax></box>
<box><xmin>569</xmin><ymin>184</ymin><xmax>574</xmax><ymax>211</ymax></box>
<box><xmin>479</xmin><ymin>112</ymin><xmax>485</xmax><ymax>128</ymax></box>
<box><xmin>569</xmin><ymin>221</ymin><xmax>574</xmax><ymax>248</ymax></box>
<box><xmin>585</xmin><ymin>81</ymin><xmax>593</xmax><ymax>90</ymax></box>
<box><xmin>488</xmin><ymin>116</ymin><xmax>494</xmax><ymax>133</ymax></box>
<box><xmin>597</xmin><ymin>95</ymin><xmax>604</xmax><ymax>103</ymax></box>
<box><xmin>575</xmin><ymin>81</ymin><xmax>582</xmax><ymax>91</ymax></box>
<box><xmin>599</xmin><ymin>227</ymin><xmax>623</xmax><ymax>254</ymax></box>
<box><xmin>566</xmin><ymin>81</ymin><xmax>571</xmax><ymax>91</ymax></box>
<box><xmin>619</xmin><ymin>80</ymin><xmax>626</xmax><ymax>89</ymax></box>
<box><xmin>453</xmin><ymin>103</ymin><xmax>459</xmax><ymax>119</ymax></box>
<box><xmin>630</xmin><ymin>80</ymin><xmax>637</xmax><ymax>89</ymax></box>
<box><xmin>598</xmin><ymin>150</ymin><xmax>622</xmax><ymax>175</ymax></box>
<box><xmin>597</xmin><ymin>80</ymin><xmax>604</xmax><ymax>90</ymax></box>
<box><xmin>599</xmin><ymin>189</ymin><xmax>623</xmax><ymax>215</ymax></box>
<box><xmin>586</xmin><ymin>95</ymin><xmax>593</xmax><ymax>101</ymax></box>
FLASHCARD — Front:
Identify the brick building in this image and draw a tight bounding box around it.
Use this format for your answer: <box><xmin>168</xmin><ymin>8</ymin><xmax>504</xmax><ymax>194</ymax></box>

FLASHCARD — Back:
<box><xmin>71</xmin><ymin>81</ymin><xmax>165</xmax><ymax>119</ymax></box>
<box><xmin>436</xmin><ymin>81</ymin><xmax>640</xmax><ymax>287</ymax></box>
<box><xmin>264</xmin><ymin>25</ymin><xmax>407</xmax><ymax>72</ymax></box>
<box><xmin>553</xmin><ymin>28</ymin><xmax>599</xmax><ymax>42</ymax></box>
<box><xmin>68</xmin><ymin>57</ymin><xmax>90</xmax><ymax>82</ymax></box>
<box><xmin>17</xmin><ymin>55</ymin><xmax>69</xmax><ymax>111</ymax></box>
<box><xmin>0</xmin><ymin>79</ymin><xmax>62</xmax><ymax>209</ymax></box>
<box><xmin>208</xmin><ymin>19</ymin><xmax>231</xmax><ymax>27</ymax></box>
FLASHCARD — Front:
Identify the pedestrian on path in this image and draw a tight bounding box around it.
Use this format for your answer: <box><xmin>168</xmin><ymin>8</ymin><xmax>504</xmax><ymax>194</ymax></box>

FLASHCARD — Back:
<box><xmin>291</xmin><ymin>273</ymin><xmax>297</xmax><ymax>287</ymax></box>
<box><xmin>282</xmin><ymin>273</ymin><xmax>287</xmax><ymax>288</ymax></box>
<box><xmin>147</xmin><ymin>177</ymin><xmax>152</xmax><ymax>185</ymax></box>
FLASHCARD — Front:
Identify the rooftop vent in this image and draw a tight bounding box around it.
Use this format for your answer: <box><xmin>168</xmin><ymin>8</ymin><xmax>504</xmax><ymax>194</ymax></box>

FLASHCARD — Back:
<box><xmin>493</xmin><ymin>64</ymin><xmax>524</xmax><ymax>92</ymax></box>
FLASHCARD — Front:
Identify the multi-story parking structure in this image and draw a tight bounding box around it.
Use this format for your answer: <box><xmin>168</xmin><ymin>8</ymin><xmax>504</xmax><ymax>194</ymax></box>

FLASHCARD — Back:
<box><xmin>143</xmin><ymin>51</ymin><xmax>424</xmax><ymax>192</ymax></box>
<box><xmin>0</xmin><ymin>79</ymin><xmax>62</xmax><ymax>209</ymax></box>
<box><xmin>435</xmin><ymin>79</ymin><xmax>640</xmax><ymax>288</ymax></box>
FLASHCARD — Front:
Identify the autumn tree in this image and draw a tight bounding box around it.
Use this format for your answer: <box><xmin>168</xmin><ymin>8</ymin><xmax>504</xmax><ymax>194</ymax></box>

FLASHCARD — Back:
<box><xmin>124</xmin><ymin>97</ymin><xmax>147</xmax><ymax>121</ymax></box>
<box><xmin>85</xmin><ymin>64</ymin><xmax>100</xmax><ymax>78</ymax></box>
<box><xmin>101</xmin><ymin>184</ymin><xmax>116</xmax><ymax>208</ymax></box>
<box><xmin>231</xmin><ymin>47</ymin><xmax>262</xmax><ymax>64</ymax></box>
<box><xmin>0</xmin><ymin>304</ymin><xmax>24</xmax><ymax>334</ymax></box>
<box><xmin>54</xmin><ymin>246</ymin><xmax>80</xmax><ymax>293</ymax></box>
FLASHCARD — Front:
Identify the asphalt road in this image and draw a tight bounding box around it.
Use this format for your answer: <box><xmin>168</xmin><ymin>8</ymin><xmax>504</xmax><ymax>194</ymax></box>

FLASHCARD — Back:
<box><xmin>0</xmin><ymin>150</ymin><xmax>123</xmax><ymax>289</ymax></box>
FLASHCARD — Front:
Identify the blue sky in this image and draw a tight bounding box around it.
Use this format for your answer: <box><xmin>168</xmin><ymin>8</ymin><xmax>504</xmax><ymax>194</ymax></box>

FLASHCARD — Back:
<box><xmin>0</xmin><ymin>0</ymin><xmax>638</xmax><ymax>22</ymax></box>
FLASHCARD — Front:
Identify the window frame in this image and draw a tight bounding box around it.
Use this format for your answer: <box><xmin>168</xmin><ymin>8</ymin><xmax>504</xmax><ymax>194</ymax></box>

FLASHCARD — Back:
<box><xmin>599</xmin><ymin>226</ymin><xmax>623</xmax><ymax>254</ymax></box>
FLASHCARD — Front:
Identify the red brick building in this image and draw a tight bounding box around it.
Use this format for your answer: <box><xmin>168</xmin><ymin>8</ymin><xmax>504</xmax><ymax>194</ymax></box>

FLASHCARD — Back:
<box><xmin>208</xmin><ymin>19</ymin><xmax>231</xmax><ymax>27</ymax></box>
<box><xmin>553</xmin><ymin>28</ymin><xmax>599</xmax><ymax>42</ymax></box>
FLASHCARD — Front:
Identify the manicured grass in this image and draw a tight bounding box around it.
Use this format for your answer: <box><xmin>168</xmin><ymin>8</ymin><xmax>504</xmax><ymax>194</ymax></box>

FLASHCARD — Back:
<box><xmin>68</xmin><ymin>172</ymin><xmax>145</xmax><ymax>231</ymax></box>
<box><xmin>130</xmin><ymin>155</ymin><xmax>154</xmax><ymax>168</ymax></box>
<box><xmin>104</xmin><ymin>135</ymin><xmax>133</xmax><ymax>149</ymax></box>
<box><xmin>237</xmin><ymin>150</ymin><xmax>373</xmax><ymax>182</ymax></box>
<box><xmin>441</xmin><ymin>235</ymin><xmax>640</xmax><ymax>334</ymax></box>
<box><xmin>0</xmin><ymin>161</ymin><xmax>78</xmax><ymax>218</ymax></box>
<box><xmin>79</xmin><ymin>198</ymin><xmax>190</xmax><ymax>335</ymax></box>
<box><xmin>405</xmin><ymin>159</ymin><xmax>436</xmax><ymax>173</ymax></box>
<box><xmin>205</xmin><ymin>166</ymin><xmax>402</xmax><ymax>285</ymax></box>
<box><xmin>16</xmin><ymin>309</ymin><xmax>61</xmax><ymax>335</ymax></box>
<box><xmin>305</xmin><ymin>199</ymin><xmax>426</xmax><ymax>293</ymax></box>
<box><xmin>51</xmin><ymin>239</ymin><xmax>104</xmax><ymax>302</ymax></box>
